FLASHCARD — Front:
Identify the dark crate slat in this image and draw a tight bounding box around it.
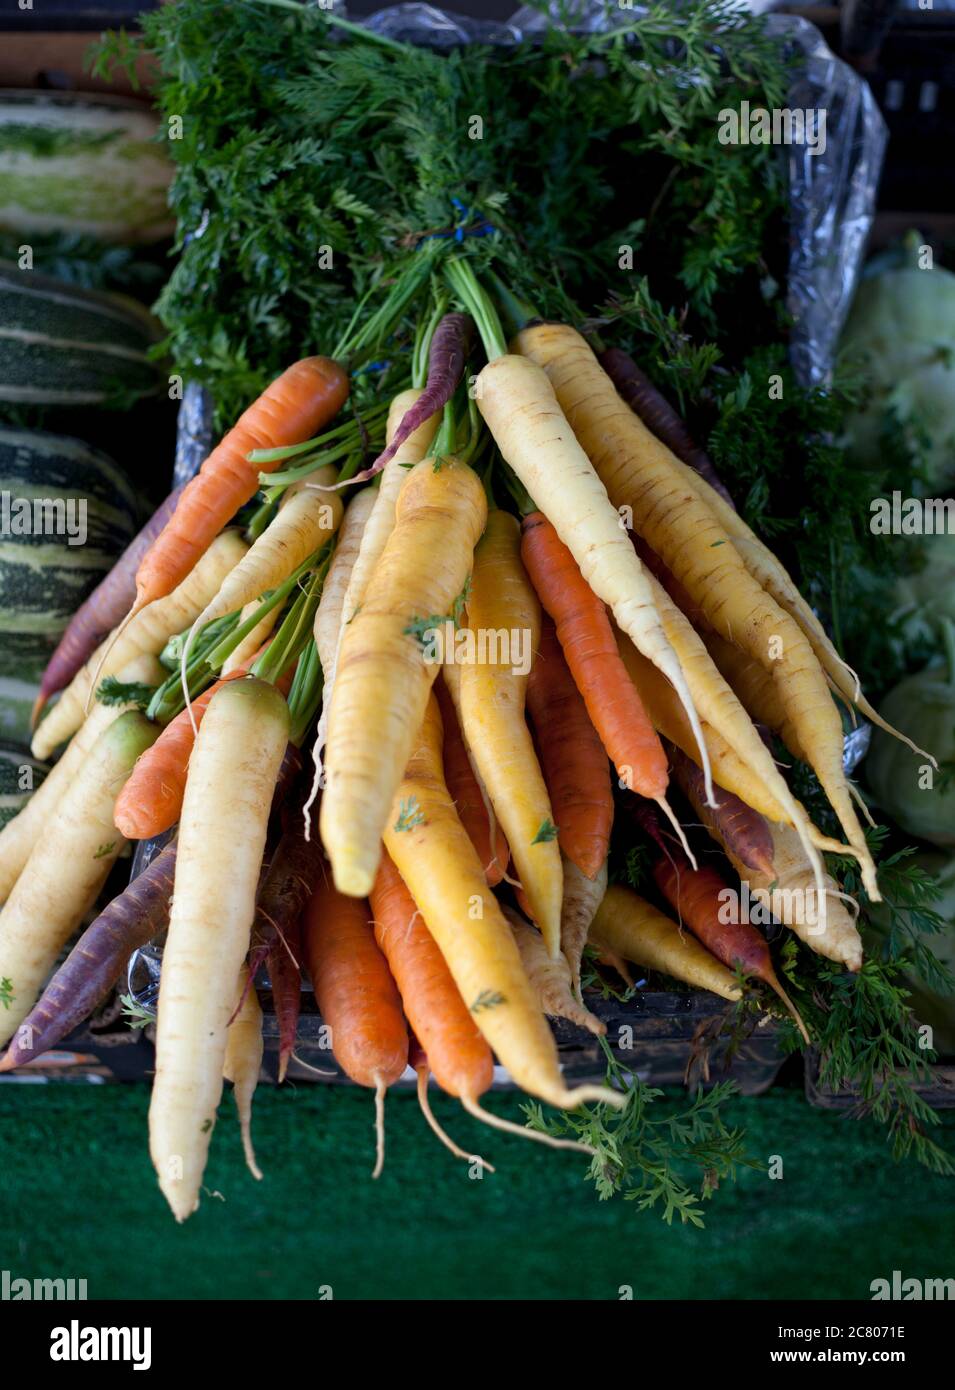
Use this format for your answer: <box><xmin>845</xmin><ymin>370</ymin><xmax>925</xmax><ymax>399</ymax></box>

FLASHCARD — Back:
<box><xmin>261</xmin><ymin>990</ymin><xmax>787</xmax><ymax>1097</ymax></box>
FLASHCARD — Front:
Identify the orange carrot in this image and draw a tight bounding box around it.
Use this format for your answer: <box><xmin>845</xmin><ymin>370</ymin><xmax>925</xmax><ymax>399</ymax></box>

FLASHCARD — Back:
<box><xmin>521</xmin><ymin>511</ymin><xmax>666</xmax><ymax>797</ymax></box>
<box><xmin>113</xmin><ymin>671</ymin><xmax>245</xmax><ymax>839</ymax></box>
<box><xmin>526</xmin><ymin>613</ymin><xmax>612</xmax><ymax>880</ymax></box>
<box><xmin>434</xmin><ymin>675</ymin><xmax>508</xmax><ymax>887</ymax></box>
<box><xmin>302</xmin><ymin>872</ymin><xmax>408</xmax><ymax>1177</ymax></box>
<box><xmin>371</xmin><ymin>850</ymin><xmax>493</xmax><ymax>1101</ymax></box>
<box><xmin>113</xmin><ymin>659</ymin><xmax>294</xmax><ymax>840</ymax></box>
<box><xmin>520</xmin><ymin>510</ymin><xmax>694</xmax><ymax>858</ymax></box>
<box><xmin>110</xmin><ymin>358</ymin><xmax>348</xmax><ymax>670</ymax></box>
<box><xmin>652</xmin><ymin>857</ymin><xmax>809</xmax><ymax>1042</ymax></box>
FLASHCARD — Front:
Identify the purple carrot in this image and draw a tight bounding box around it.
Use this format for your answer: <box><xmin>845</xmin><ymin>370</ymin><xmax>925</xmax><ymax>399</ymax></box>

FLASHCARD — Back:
<box><xmin>0</xmin><ymin>839</ymin><xmax>177</xmax><ymax>1072</ymax></box>
<box><xmin>599</xmin><ymin>346</ymin><xmax>737</xmax><ymax>509</ymax></box>
<box><xmin>350</xmin><ymin>312</ymin><xmax>474</xmax><ymax>484</ymax></box>
<box><xmin>249</xmin><ymin>776</ymin><xmax>324</xmax><ymax>1081</ymax></box>
<box><xmin>32</xmin><ymin>484</ymin><xmax>185</xmax><ymax>727</ymax></box>
<box><xmin>667</xmin><ymin>742</ymin><xmax>775</xmax><ymax>876</ymax></box>
<box><xmin>266</xmin><ymin>918</ymin><xmax>304</xmax><ymax>1084</ymax></box>
<box><xmin>625</xmin><ymin>795</ymin><xmax>688</xmax><ymax>870</ymax></box>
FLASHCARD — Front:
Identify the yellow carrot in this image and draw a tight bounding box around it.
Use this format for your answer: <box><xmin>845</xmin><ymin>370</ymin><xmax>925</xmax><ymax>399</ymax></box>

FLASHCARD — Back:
<box><xmin>472</xmin><ymin>349</ymin><xmax>714</xmax><ymax>803</ymax></box>
<box><xmin>306</xmin><ymin>396</ymin><xmax>438</xmax><ymax>815</ymax></box>
<box><xmin>591</xmin><ymin>884</ymin><xmax>742</xmax><ymax>1001</ymax></box>
<box><xmin>701</xmin><ymin>625</ymin><xmax>806</xmax><ymax>760</ymax></box>
<box><xmin>440</xmin><ymin>661</ymin><xmax>506</xmax><ymax>882</ymax></box>
<box><xmin>321</xmin><ymin>456</ymin><xmax>487</xmax><ymax>897</ymax></box>
<box><xmin>458</xmin><ymin>509</ymin><xmax>561</xmax><ymax>954</ymax></box>
<box><xmin>32</xmin><ymin>530</ymin><xmax>248</xmax><ymax>760</ymax></box>
<box><xmin>670</xmin><ymin>455</ymin><xmax>928</xmax><ymax>758</ymax></box>
<box><xmin>517</xmin><ymin>323</ymin><xmax>879</xmax><ymax>900</ymax></box>
<box><xmin>340</xmin><ymin>389</ymin><xmax>440</xmax><ymax>628</ymax></box>
<box><xmin>615</xmin><ymin>624</ymin><xmax>852</xmax><ymax>857</ymax></box>
<box><xmin>179</xmin><ymin>463</ymin><xmax>342</xmax><ymax>707</ymax></box>
<box><xmin>384</xmin><ymin>694</ymin><xmax>620</xmax><ymax>1111</ymax></box>
<box><xmin>644</xmin><ymin>571</ymin><xmax>827</xmax><ymax>900</ymax></box>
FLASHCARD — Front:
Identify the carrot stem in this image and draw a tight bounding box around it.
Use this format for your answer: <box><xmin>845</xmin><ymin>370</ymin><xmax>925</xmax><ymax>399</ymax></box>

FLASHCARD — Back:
<box><xmin>203</xmin><ymin>544</ymin><xmax>329</xmax><ymax>672</ymax></box>
<box><xmin>445</xmin><ymin>258</ymin><xmax>507</xmax><ymax>361</ymax></box>
<box><xmin>287</xmin><ymin>639</ymin><xmax>323</xmax><ymax>748</ymax></box>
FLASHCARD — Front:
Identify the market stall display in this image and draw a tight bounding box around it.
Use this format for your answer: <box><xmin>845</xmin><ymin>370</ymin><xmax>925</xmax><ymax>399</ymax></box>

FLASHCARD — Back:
<box><xmin>0</xmin><ymin>0</ymin><xmax>952</xmax><ymax>1233</ymax></box>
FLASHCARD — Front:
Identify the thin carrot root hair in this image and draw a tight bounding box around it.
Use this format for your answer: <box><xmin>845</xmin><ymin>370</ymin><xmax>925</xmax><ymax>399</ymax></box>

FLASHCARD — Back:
<box><xmin>765</xmin><ymin>972</ymin><xmax>810</xmax><ymax>1045</ymax></box>
<box><xmin>372</xmin><ymin>1073</ymin><xmax>387</xmax><ymax>1179</ymax></box>
<box><xmin>828</xmin><ymin>887</ymin><xmax>862</xmax><ymax>921</ymax></box>
<box><xmin>559</xmin><ymin>1083</ymin><xmax>626</xmax><ymax>1109</ymax></box>
<box><xmin>415</xmin><ymin>1065</ymin><xmax>494</xmax><ymax>1172</ymax></box>
<box><xmin>827</xmin><ymin>674</ymin><xmax>858</xmax><ymax>723</ymax></box>
<box><xmin>856</xmin><ymin>699</ymin><xmax>936</xmax><ymax>766</ymax></box>
<box><xmin>849</xmin><ymin>780</ymin><xmax>878</xmax><ymax>830</ymax></box>
<box><xmin>289</xmin><ymin>1052</ymin><xmax>338</xmax><ymax>1078</ymax></box>
<box><xmin>179</xmin><ymin>617</ymin><xmax>202</xmax><ymax>736</ymax></box>
<box><xmin>461</xmin><ymin>1095</ymin><xmax>596</xmax><ymax>1155</ymax></box>
<box><xmin>84</xmin><ymin>602</ymin><xmax>141</xmax><ymax>713</ymax></box>
<box><xmin>653</xmin><ymin>796</ymin><xmax>696</xmax><ymax>871</ymax></box>
<box><xmin>808</xmin><ymin>828</ymin><xmax>862</xmax><ymax>859</ymax></box>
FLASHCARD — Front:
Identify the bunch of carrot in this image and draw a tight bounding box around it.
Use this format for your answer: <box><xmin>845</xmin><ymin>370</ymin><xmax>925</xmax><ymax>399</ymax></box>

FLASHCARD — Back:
<box><xmin>0</xmin><ymin>254</ymin><xmax>919</xmax><ymax>1223</ymax></box>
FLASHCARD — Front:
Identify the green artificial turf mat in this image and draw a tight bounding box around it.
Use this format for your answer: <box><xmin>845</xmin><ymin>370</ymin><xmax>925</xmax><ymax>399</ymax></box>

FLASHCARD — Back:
<box><xmin>1</xmin><ymin>1083</ymin><xmax>952</xmax><ymax>1301</ymax></box>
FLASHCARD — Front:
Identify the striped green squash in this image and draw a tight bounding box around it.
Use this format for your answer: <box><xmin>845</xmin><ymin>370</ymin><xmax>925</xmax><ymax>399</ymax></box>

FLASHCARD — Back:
<box><xmin>0</xmin><ymin>264</ymin><xmax>164</xmax><ymax>405</ymax></box>
<box><xmin>0</xmin><ymin>742</ymin><xmax>47</xmax><ymax>831</ymax></box>
<box><xmin>0</xmin><ymin>427</ymin><xmax>137</xmax><ymax>674</ymax></box>
<box><xmin>0</xmin><ymin>91</ymin><xmax>173</xmax><ymax>245</ymax></box>
<box><xmin>0</xmin><ymin>673</ymin><xmax>44</xmax><ymax>747</ymax></box>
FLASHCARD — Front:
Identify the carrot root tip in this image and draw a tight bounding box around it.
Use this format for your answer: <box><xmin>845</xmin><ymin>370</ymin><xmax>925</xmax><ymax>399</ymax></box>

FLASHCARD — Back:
<box><xmin>462</xmin><ymin>1096</ymin><xmax>595</xmax><ymax>1155</ymax></box>
<box><xmin>416</xmin><ymin>1067</ymin><xmax>494</xmax><ymax>1172</ymax></box>
<box><xmin>372</xmin><ymin>1074</ymin><xmax>387</xmax><ymax>1179</ymax></box>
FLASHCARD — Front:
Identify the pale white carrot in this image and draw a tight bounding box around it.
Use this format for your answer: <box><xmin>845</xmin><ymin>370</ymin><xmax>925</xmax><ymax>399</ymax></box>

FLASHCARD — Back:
<box><xmin>724</xmin><ymin>822</ymin><xmax>863</xmax><ymax>972</ymax></box>
<box><xmin>179</xmin><ymin>464</ymin><xmax>342</xmax><ymax>720</ymax></box>
<box><xmin>474</xmin><ymin>350</ymin><xmax>714</xmax><ymax>805</ymax></box>
<box><xmin>0</xmin><ymin>711</ymin><xmax>159</xmax><ymax>1047</ymax></box>
<box><xmin>304</xmin><ymin>487</ymin><xmax>378</xmax><ymax>824</ymax></box>
<box><xmin>504</xmin><ymin>906</ymin><xmax>605</xmax><ymax>1037</ymax></box>
<box><xmin>561</xmin><ymin>854</ymin><xmax>608</xmax><ymax>1002</ymax></box>
<box><xmin>32</xmin><ymin>531</ymin><xmax>248</xmax><ymax>759</ymax></box>
<box><xmin>149</xmin><ymin>678</ymin><xmax>289</xmax><ymax>1222</ymax></box>
<box><xmin>223</xmin><ymin>964</ymin><xmax>265</xmax><ymax>1181</ymax></box>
